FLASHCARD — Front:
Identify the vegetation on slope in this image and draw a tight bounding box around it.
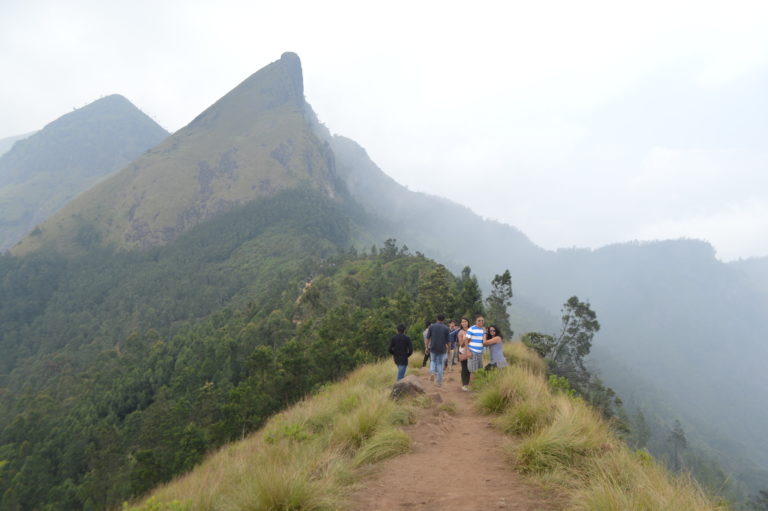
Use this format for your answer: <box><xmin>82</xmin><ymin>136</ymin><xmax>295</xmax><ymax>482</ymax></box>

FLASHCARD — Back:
<box><xmin>0</xmin><ymin>186</ymin><xmax>490</xmax><ymax>510</ymax></box>
<box><xmin>13</xmin><ymin>53</ymin><xmax>340</xmax><ymax>255</ymax></box>
<box><xmin>475</xmin><ymin>342</ymin><xmax>730</xmax><ymax>511</ymax></box>
<box><xmin>124</xmin><ymin>360</ymin><xmax>415</xmax><ymax>511</ymax></box>
<box><xmin>0</xmin><ymin>95</ymin><xmax>168</xmax><ymax>250</ymax></box>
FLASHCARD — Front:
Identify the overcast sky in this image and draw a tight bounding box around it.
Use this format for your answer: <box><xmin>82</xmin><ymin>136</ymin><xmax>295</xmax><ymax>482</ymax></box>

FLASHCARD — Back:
<box><xmin>2</xmin><ymin>0</ymin><xmax>768</xmax><ymax>261</ymax></box>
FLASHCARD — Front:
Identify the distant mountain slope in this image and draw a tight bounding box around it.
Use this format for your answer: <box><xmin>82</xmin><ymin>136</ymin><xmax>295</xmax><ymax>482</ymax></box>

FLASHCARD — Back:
<box><xmin>323</xmin><ymin>115</ymin><xmax>768</xmax><ymax>495</ymax></box>
<box><xmin>730</xmin><ymin>256</ymin><xmax>768</xmax><ymax>299</ymax></box>
<box><xmin>318</xmin><ymin>131</ymin><xmax>556</xmax><ymax>333</ymax></box>
<box><xmin>0</xmin><ymin>132</ymin><xmax>35</xmax><ymax>158</ymax></box>
<box><xmin>0</xmin><ymin>96</ymin><xmax>168</xmax><ymax>251</ymax></box>
<box><xmin>13</xmin><ymin>53</ymin><xmax>342</xmax><ymax>255</ymax></box>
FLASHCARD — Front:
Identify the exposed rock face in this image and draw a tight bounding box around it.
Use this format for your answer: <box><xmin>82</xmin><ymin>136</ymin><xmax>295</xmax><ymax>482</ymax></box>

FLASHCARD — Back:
<box><xmin>391</xmin><ymin>374</ymin><xmax>425</xmax><ymax>399</ymax></box>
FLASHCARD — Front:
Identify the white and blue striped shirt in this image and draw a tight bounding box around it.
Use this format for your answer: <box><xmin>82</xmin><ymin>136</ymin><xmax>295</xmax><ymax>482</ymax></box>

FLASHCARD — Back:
<box><xmin>467</xmin><ymin>325</ymin><xmax>485</xmax><ymax>354</ymax></box>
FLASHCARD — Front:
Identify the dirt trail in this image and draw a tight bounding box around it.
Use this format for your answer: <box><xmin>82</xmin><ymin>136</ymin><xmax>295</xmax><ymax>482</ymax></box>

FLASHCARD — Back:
<box><xmin>347</xmin><ymin>366</ymin><xmax>563</xmax><ymax>511</ymax></box>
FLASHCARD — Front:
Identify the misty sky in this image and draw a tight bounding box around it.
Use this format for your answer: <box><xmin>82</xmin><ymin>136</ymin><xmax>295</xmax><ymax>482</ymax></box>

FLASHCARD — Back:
<box><xmin>2</xmin><ymin>0</ymin><xmax>768</xmax><ymax>261</ymax></box>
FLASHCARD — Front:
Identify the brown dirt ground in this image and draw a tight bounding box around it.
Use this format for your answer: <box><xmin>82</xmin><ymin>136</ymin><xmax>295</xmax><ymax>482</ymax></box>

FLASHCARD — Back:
<box><xmin>346</xmin><ymin>365</ymin><xmax>565</xmax><ymax>511</ymax></box>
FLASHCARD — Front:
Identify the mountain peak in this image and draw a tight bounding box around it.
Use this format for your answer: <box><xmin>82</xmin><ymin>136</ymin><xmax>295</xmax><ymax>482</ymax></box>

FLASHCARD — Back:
<box><xmin>187</xmin><ymin>52</ymin><xmax>305</xmax><ymax>133</ymax></box>
<box><xmin>280</xmin><ymin>51</ymin><xmax>303</xmax><ymax>95</ymax></box>
<box><xmin>13</xmin><ymin>53</ymin><xmax>339</xmax><ymax>254</ymax></box>
<box><xmin>0</xmin><ymin>95</ymin><xmax>168</xmax><ymax>250</ymax></box>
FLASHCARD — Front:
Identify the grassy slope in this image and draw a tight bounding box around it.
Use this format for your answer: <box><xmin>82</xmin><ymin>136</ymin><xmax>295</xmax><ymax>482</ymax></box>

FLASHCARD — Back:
<box><xmin>475</xmin><ymin>343</ymin><xmax>730</xmax><ymax>511</ymax></box>
<box><xmin>127</xmin><ymin>343</ymin><xmax>728</xmax><ymax>511</ymax></box>
<box><xmin>124</xmin><ymin>361</ymin><xmax>415</xmax><ymax>511</ymax></box>
<box><xmin>0</xmin><ymin>95</ymin><xmax>168</xmax><ymax>250</ymax></box>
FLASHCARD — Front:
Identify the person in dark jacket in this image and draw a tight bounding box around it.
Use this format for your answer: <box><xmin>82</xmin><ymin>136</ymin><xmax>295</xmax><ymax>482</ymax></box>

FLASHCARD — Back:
<box><xmin>389</xmin><ymin>323</ymin><xmax>413</xmax><ymax>381</ymax></box>
<box><xmin>426</xmin><ymin>314</ymin><xmax>450</xmax><ymax>386</ymax></box>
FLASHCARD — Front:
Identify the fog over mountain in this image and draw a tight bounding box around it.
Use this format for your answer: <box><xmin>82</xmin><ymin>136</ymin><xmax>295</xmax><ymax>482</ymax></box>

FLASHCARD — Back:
<box><xmin>0</xmin><ymin>132</ymin><xmax>34</xmax><ymax>158</ymax></box>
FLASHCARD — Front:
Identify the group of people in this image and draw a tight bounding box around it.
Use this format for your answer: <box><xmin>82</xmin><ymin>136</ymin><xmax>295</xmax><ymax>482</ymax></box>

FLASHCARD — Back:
<box><xmin>387</xmin><ymin>313</ymin><xmax>508</xmax><ymax>391</ymax></box>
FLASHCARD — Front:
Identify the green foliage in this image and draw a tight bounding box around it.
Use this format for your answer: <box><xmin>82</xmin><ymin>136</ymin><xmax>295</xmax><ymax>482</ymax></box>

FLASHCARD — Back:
<box><xmin>454</xmin><ymin>266</ymin><xmax>485</xmax><ymax>319</ymax></box>
<box><xmin>548</xmin><ymin>374</ymin><xmax>577</xmax><ymax>398</ymax></box>
<box><xmin>521</xmin><ymin>332</ymin><xmax>556</xmax><ymax>359</ymax></box>
<box><xmin>553</xmin><ymin>296</ymin><xmax>600</xmax><ymax>369</ymax></box>
<box><xmin>352</xmin><ymin>427</ymin><xmax>411</xmax><ymax>466</ymax></box>
<box><xmin>264</xmin><ymin>423</ymin><xmax>312</xmax><ymax>444</ymax></box>
<box><xmin>668</xmin><ymin>420</ymin><xmax>688</xmax><ymax>472</ymax></box>
<box><xmin>485</xmin><ymin>269</ymin><xmax>513</xmax><ymax>336</ymax></box>
<box><xmin>521</xmin><ymin>299</ymin><xmax>623</xmax><ymax>425</ymax></box>
<box><xmin>0</xmin><ymin>188</ymin><xmax>454</xmax><ymax>510</ymax></box>
<box><xmin>123</xmin><ymin>496</ymin><xmax>191</xmax><ymax>511</ymax></box>
<box><xmin>0</xmin><ymin>95</ymin><xmax>168</xmax><ymax>252</ymax></box>
<box><xmin>495</xmin><ymin>400</ymin><xmax>553</xmax><ymax>436</ymax></box>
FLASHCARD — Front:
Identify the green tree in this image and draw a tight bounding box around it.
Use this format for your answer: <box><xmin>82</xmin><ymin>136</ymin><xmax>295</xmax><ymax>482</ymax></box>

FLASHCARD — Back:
<box><xmin>550</xmin><ymin>296</ymin><xmax>600</xmax><ymax>386</ymax></box>
<box><xmin>750</xmin><ymin>490</ymin><xmax>768</xmax><ymax>510</ymax></box>
<box><xmin>628</xmin><ymin>409</ymin><xmax>651</xmax><ymax>449</ymax></box>
<box><xmin>454</xmin><ymin>266</ymin><xmax>484</xmax><ymax>319</ymax></box>
<box><xmin>668</xmin><ymin>420</ymin><xmax>688</xmax><ymax>472</ymax></box>
<box><xmin>416</xmin><ymin>265</ymin><xmax>455</xmax><ymax>322</ymax></box>
<box><xmin>521</xmin><ymin>298</ymin><xmax>622</xmax><ymax>421</ymax></box>
<box><xmin>521</xmin><ymin>332</ymin><xmax>556</xmax><ymax>358</ymax></box>
<box><xmin>485</xmin><ymin>269</ymin><xmax>513</xmax><ymax>336</ymax></box>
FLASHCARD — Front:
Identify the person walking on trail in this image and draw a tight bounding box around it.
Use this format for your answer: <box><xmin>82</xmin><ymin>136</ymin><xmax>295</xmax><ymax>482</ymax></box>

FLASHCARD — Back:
<box><xmin>389</xmin><ymin>323</ymin><xmax>413</xmax><ymax>381</ymax></box>
<box><xmin>426</xmin><ymin>313</ymin><xmax>450</xmax><ymax>386</ymax></box>
<box><xmin>457</xmin><ymin>317</ymin><xmax>472</xmax><ymax>391</ymax></box>
<box><xmin>421</xmin><ymin>320</ymin><xmax>433</xmax><ymax>371</ymax></box>
<box><xmin>483</xmin><ymin>324</ymin><xmax>508</xmax><ymax>370</ymax></box>
<box><xmin>448</xmin><ymin>319</ymin><xmax>459</xmax><ymax>370</ymax></box>
<box><xmin>466</xmin><ymin>314</ymin><xmax>486</xmax><ymax>384</ymax></box>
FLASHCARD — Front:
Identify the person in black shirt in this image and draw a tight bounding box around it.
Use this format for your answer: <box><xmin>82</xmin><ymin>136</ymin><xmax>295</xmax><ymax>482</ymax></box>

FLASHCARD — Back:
<box><xmin>426</xmin><ymin>314</ymin><xmax>450</xmax><ymax>386</ymax></box>
<box><xmin>389</xmin><ymin>323</ymin><xmax>413</xmax><ymax>381</ymax></box>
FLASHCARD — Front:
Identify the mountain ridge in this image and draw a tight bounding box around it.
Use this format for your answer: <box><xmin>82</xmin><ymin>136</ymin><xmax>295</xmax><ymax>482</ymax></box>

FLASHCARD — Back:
<box><xmin>12</xmin><ymin>52</ymin><xmax>341</xmax><ymax>255</ymax></box>
<box><xmin>0</xmin><ymin>94</ymin><xmax>168</xmax><ymax>250</ymax></box>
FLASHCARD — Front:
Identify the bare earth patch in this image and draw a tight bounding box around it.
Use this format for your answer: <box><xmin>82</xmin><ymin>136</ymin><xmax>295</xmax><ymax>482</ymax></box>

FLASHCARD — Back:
<box><xmin>347</xmin><ymin>366</ymin><xmax>564</xmax><ymax>511</ymax></box>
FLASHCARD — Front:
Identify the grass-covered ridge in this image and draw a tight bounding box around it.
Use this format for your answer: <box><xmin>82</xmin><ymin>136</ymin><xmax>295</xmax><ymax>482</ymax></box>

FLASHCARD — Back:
<box><xmin>0</xmin><ymin>183</ymin><xmax>485</xmax><ymax>510</ymax></box>
<box><xmin>475</xmin><ymin>343</ymin><xmax>730</xmax><ymax>511</ymax></box>
<box><xmin>124</xmin><ymin>361</ymin><xmax>415</xmax><ymax>511</ymax></box>
<box><xmin>0</xmin><ymin>94</ymin><xmax>168</xmax><ymax>251</ymax></box>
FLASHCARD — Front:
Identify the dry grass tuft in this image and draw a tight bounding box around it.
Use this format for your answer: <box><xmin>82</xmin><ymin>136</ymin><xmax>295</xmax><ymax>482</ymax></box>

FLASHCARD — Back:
<box><xmin>124</xmin><ymin>361</ymin><xmax>413</xmax><ymax>511</ymax></box>
<box><xmin>503</xmin><ymin>341</ymin><xmax>547</xmax><ymax>375</ymax></box>
<box><xmin>478</xmin><ymin>348</ymin><xmax>730</xmax><ymax>511</ymax></box>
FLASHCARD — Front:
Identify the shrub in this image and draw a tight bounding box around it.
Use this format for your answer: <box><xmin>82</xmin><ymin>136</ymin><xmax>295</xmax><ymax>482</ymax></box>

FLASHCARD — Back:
<box><xmin>353</xmin><ymin>428</ymin><xmax>411</xmax><ymax>466</ymax></box>
<box><xmin>514</xmin><ymin>396</ymin><xmax>610</xmax><ymax>474</ymax></box>
<box><xmin>495</xmin><ymin>400</ymin><xmax>554</xmax><ymax>436</ymax></box>
<box><xmin>503</xmin><ymin>341</ymin><xmax>547</xmax><ymax>374</ymax></box>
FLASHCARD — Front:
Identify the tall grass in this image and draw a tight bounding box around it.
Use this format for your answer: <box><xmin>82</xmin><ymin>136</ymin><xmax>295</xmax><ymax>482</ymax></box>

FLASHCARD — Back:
<box><xmin>480</xmin><ymin>341</ymin><xmax>730</xmax><ymax>511</ymax></box>
<box><xmin>123</xmin><ymin>361</ymin><xmax>414</xmax><ymax>511</ymax></box>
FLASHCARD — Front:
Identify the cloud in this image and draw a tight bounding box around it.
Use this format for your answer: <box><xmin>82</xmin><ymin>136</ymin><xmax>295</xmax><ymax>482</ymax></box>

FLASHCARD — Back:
<box><xmin>629</xmin><ymin>198</ymin><xmax>768</xmax><ymax>261</ymax></box>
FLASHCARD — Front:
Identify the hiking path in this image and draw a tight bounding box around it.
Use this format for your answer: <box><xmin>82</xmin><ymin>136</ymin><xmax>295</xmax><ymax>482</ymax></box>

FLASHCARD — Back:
<box><xmin>347</xmin><ymin>365</ymin><xmax>564</xmax><ymax>511</ymax></box>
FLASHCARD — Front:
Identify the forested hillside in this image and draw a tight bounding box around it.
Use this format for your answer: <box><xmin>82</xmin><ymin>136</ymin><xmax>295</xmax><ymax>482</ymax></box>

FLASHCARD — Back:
<box><xmin>0</xmin><ymin>95</ymin><xmax>168</xmax><ymax>251</ymax></box>
<box><xmin>0</xmin><ymin>185</ymin><xmax>489</xmax><ymax>509</ymax></box>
